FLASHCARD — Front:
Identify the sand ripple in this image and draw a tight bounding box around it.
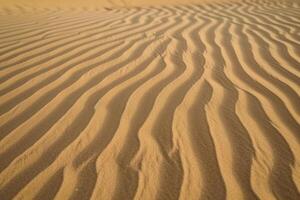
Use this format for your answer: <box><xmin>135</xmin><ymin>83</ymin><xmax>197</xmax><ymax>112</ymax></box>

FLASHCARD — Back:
<box><xmin>0</xmin><ymin>0</ymin><xmax>300</xmax><ymax>199</ymax></box>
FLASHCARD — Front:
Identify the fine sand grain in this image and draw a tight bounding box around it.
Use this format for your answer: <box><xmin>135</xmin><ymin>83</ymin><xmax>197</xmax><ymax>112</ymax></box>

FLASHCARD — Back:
<box><xmin>0</xmin><ymin>0</ymin><xmax>300</xmax><ymax>199</ymax></box>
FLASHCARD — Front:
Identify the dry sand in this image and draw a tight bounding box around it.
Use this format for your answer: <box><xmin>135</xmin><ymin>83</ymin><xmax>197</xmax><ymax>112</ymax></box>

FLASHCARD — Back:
<box><xmin>0</xmin><ymin>0</ymin><xmax>300</xmax><ymax>199</ymax></box>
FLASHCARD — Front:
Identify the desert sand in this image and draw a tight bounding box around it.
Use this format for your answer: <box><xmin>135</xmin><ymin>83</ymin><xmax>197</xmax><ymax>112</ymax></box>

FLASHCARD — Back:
<box><xmin>0</xmin><ymin>0</ymin><xmax>300</xmax><ymax>199</ymax></box>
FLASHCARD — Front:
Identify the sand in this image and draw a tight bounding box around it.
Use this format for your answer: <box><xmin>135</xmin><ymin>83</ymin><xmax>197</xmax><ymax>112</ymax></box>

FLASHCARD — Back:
<box><xmin>0</xmin><ymin>0</ymin><xmax>300</xmax><ymax>199</ymax></box>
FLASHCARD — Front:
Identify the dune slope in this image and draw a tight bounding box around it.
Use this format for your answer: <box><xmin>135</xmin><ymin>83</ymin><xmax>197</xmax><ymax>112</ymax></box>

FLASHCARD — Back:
<box><xmin>0</xmin><ymin>0</ymin><xmax>300</xmax><ymax>199</ymax></box>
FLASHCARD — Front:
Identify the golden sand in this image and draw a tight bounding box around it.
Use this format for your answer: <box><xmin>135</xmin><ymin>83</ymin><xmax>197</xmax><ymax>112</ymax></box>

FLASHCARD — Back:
<box><xmin>0</xmin><ymin>0</ymin><xmax>299</xmax><ymax>199</ymax></box>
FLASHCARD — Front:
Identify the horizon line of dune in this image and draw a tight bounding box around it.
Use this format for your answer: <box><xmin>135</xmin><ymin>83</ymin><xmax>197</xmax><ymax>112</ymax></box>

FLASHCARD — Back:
<box><xmin>0</xmin><ymin>0</ymin><xmax>300</xmax><ymax>199</ymax></box>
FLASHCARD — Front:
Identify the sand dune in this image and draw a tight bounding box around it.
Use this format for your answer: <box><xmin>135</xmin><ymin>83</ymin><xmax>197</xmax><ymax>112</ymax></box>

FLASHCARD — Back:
<box><xmin>0</xmin><ymin>0</ymin><xmax>300</xmax><ymax>199</ymax></box>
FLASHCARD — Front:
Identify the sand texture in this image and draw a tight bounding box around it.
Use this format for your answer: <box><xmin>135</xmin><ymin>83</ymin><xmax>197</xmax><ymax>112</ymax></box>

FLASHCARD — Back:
<box><xmin>0</xmin><ymin>0</ymin><xmax>300</xmax><ymax>199</ymax></box>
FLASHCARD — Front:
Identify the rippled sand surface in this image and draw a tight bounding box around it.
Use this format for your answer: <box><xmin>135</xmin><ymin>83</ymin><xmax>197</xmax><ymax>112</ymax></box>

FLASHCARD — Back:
<box><xmin>0</xmin><ymin>0</ymin><xmax>300</xmax><ymax>199</ymax></box>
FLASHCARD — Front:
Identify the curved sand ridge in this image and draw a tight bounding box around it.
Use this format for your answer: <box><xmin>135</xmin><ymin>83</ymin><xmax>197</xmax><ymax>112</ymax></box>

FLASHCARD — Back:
<box><xmin>0</xmin><ymin>0</ymin><xmax>300</xmax><ymax>199</ymax></box>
